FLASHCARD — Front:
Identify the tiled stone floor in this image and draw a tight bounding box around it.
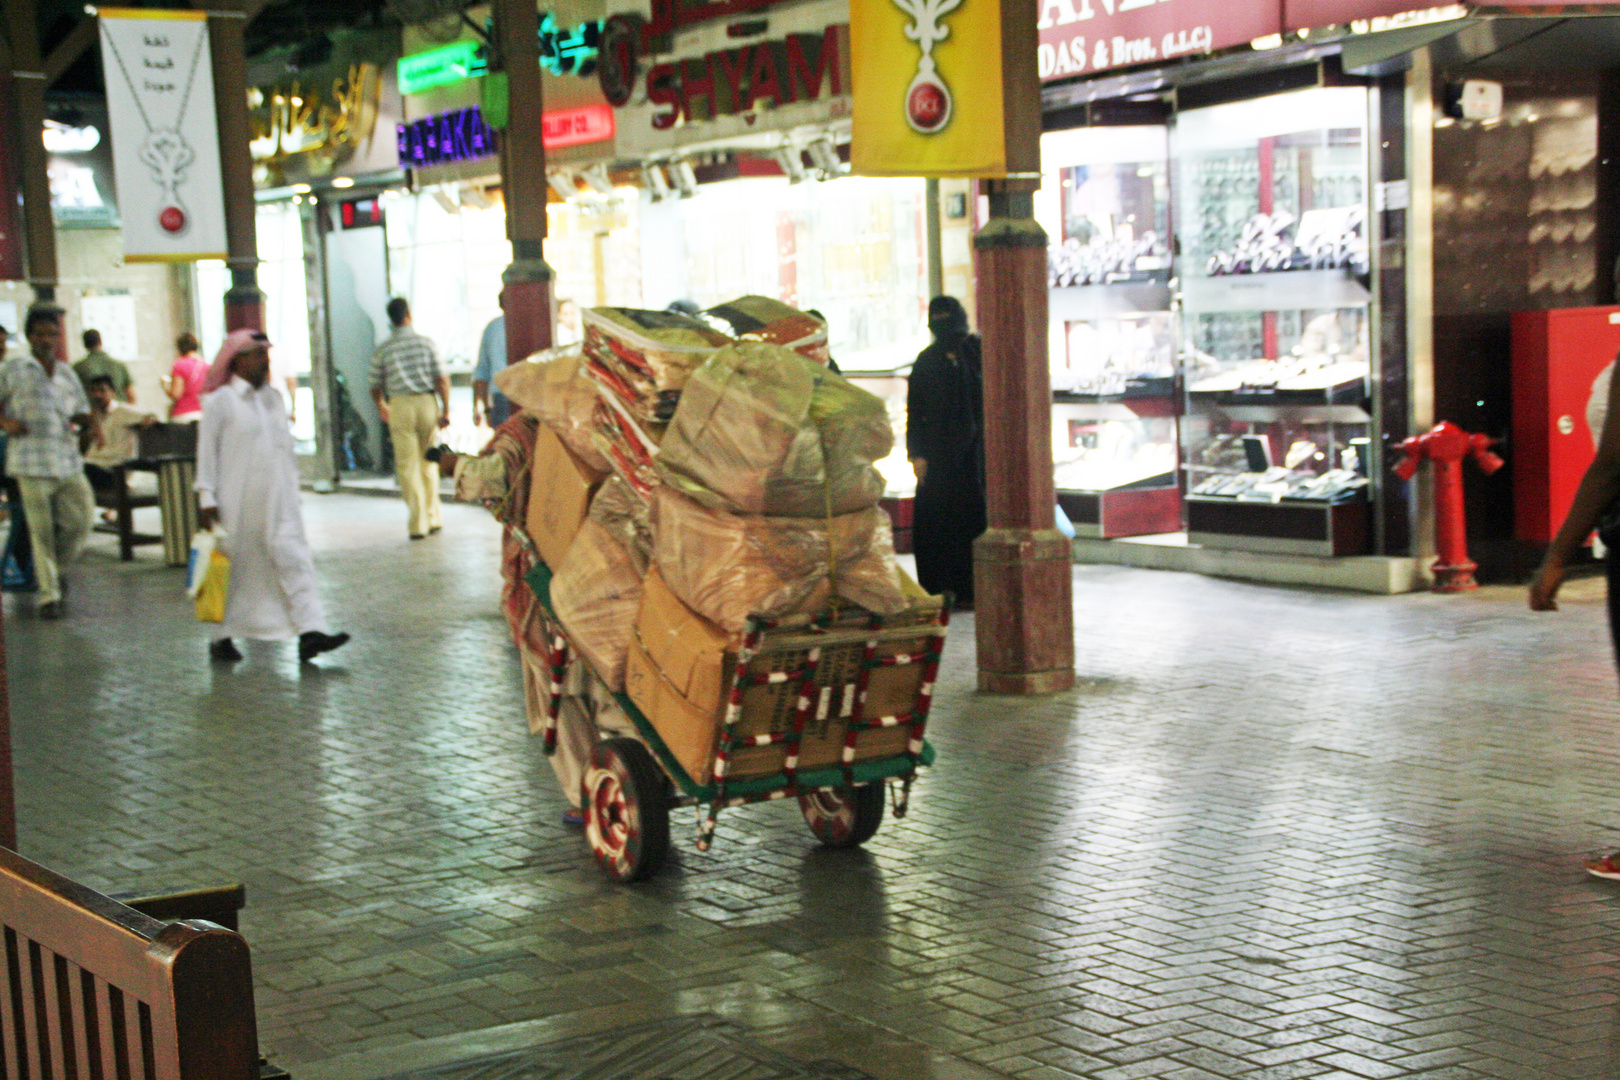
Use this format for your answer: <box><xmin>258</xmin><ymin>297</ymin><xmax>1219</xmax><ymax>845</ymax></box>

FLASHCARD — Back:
<box><xmin>8</xmin><ymin>493</ymin><xmax>1620</xmax><ymax>1080</ymax></box>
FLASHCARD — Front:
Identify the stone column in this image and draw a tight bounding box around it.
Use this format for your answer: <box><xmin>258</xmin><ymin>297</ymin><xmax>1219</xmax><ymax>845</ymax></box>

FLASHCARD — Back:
<box><xmin>7</xmin><ymin>0</ymin><xmax>55</xmax><ymax>303</ymax></box>
<box><xmin>209</xmin><ymin>5</ymin><xmax>264</xmax><ymax>331</ymax></box>
<box><xmin>493</xmin><ymin>0</ymin><xmax>554</xmax><ymax>362</ymax></box>
<box><xmin>970</xmin><ymin>0</ymin><xmax>1074</xmax><ymax>695</ymax></box>
<box><xmin>0</xmin><ymin>614</ymin><xmax>13</xmax><ymax>850</ymax></box>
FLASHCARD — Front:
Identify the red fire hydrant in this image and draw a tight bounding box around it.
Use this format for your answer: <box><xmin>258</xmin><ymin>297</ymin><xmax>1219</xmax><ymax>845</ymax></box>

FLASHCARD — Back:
<box><xmin>1393</xmin><ymin>421</ymin><xmax>1505</xmax><ymax>592</ymax></box>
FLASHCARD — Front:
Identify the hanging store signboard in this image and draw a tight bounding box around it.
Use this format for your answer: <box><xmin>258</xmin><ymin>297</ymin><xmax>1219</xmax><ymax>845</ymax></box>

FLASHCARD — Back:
<box><xmin>398</xmin><ymin>40</ymin><xmax>483</xmax><ymax>95</ymax></box>
<box><xmin>1037</xmin><ymin>0</ymin><xmax>1279</xmax><ymax>82</ymax></box>
<box><xmin>397</xmin><ymin>18</ymin><xmax>602</xmax><ymax>96</ymax></box>
<box><xmin>45</xmin><ymin>107</ymin><xmax>121</xmax><ymax>229</ymax></box>
<box><xmin>1285</xmin><ymin>1</ymin><xmax>1466</xmax><ymax>30</ymax></box>
<box><xmin>544</xmin><ymin>104</ymin><xmax>616</xmax><ymax>147</ymax></box>
<box><xmin>398</xmin><ymin>103</ymin><xmax>614</xmax><ymax>169</ymax></box>
<box><xmin>644</xmin><ymin>25</ymin><xmax>848</xmax><ymax>130</ymax></box>
<box><xmin>850</xmin><ymin>0</ymin><xmax>1006</xmax><ymax>176</ymax></box>
<box><xmin>398</xmin><ymin>106</ymin><xmax>499</xmax><ymax>168</ymax></box>
<box><xmin>97</xmin><ymin>8</ymin><xmax>227</xmax><ymax>262</ymax></box>
<box><xmin>250</xmin><ymin>28</ymin><xmax>400</xmax><ymax>189</ymax></box>
<box><xmin>608</xmin><ymin>0</ymin><xmax>851</xmax><ymax>157</ymax></box>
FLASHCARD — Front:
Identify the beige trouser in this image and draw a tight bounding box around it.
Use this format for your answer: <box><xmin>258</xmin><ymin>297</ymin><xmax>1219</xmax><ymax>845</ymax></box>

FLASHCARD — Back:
<box><xmin>15</xmin><ymin>474</ymin><xmax>94</xmax><ymax>605</ymax></box>
<box><xmin>386</xmin><ymin>392</ymin><xmax>442</xmax><ymax>537</ymax></box>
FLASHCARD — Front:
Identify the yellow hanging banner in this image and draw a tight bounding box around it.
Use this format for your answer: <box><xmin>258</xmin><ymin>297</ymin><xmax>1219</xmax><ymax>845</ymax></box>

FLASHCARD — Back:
<box><xmin>850</xmin><ymin>0</ymin><xmax>1006</xmax><ymax>177</ymax></box>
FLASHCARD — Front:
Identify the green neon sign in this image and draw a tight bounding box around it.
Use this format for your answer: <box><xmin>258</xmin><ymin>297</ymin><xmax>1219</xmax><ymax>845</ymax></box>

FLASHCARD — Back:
<box><xmin>397</xmin><ymin>41</ymin><xmax>486</xmax><ymax>96</ymax></box>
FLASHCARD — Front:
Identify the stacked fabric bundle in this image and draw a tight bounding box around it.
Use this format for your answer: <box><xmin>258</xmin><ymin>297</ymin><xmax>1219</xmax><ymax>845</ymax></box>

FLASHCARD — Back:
<box><xmin>580</xmin><ymin>307</ymin><xmax>730</xmax><ymax>425</ymax></box>
<box><xmin>703</xmin><ymin>296</ymin><xmax>831</xmax><ymax>366</ymax></box>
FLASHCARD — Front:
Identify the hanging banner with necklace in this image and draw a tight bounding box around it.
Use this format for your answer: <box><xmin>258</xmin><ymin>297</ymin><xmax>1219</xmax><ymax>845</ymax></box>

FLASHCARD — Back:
<box><xmin>98</xmin><ymin>9</ymin><xmax>227</xmax><ymax>262</ymax></box>
<box><xmin>849</xmin><ymin>0</ymin><xmax>1006</xmax><ymax>177</ymax></box>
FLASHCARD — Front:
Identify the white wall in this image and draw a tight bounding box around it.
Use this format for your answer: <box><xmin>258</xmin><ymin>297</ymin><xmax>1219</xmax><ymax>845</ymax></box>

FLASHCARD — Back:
<box><xmin>0</xmin><ymin>228</ymin><xmax>187</xmax><ymax>413</ymax></box>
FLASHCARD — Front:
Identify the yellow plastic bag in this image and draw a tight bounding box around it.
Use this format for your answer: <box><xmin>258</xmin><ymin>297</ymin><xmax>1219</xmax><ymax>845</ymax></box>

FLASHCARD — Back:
<box><xmin>193</xmin><ymin>549</ymin><xmax>231</xmax><ymax>623</ymax></box>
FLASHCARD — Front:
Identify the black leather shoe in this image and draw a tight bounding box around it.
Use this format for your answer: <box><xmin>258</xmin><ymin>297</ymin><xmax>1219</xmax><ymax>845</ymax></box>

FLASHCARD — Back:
<box><xmin>298</xmin><ymin>631</ymin><xmax>351</xmax><ymax>663</ymax></box>
<box><xmin>209</xmin><ymin>638</ymin><xmax>243</xmax><ymax>662</ymax></box>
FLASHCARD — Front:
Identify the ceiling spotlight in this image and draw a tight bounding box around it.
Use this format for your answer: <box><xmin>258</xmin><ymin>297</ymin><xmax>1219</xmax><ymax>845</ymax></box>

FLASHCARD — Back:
<box><xmin>582</xmin><ymin>164</ymin><xmax>614</xmax><ymax>195</ymax></box>
<box><xmin>548</xmin><ymin>172</ymin><xmax>578</xmax><ymax>201</ymax></box>
<box><xmin>806</xmin><ymin>136</ymin><xmax>843</xmax><ymax>179</ymax></box>
<box><xmin>642</xmin><ymin>163</ymin><xmax>671</xmax><ymax>201</ymax></box>
<box><xmin>772</xmin><ymin>144</ymin><xmax>805</xmax><ymax>184</ymax></box>
<box><xmin>673</xmin><ymin>160</ymin><xmax>698</xmax><ymax>198</ymax></box>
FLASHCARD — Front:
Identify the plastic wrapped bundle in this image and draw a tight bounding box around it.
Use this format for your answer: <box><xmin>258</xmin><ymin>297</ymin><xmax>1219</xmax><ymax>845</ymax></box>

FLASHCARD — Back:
<box><xmin>588</xmin><ymin>476</ymin><xmax>654</xmax><ymax>576</ymax></box>
<box><xmin>492</xmin><ymin>345</ymin><xmax>611</xmax><ymax>472</ymax></box>
<box><xmin>582</xmin><ymin>307</ymin><xmax>731</xmax><ymax>424</ymax></box>
<box><xmin>550</xmin><ymin>518</ymin><xmax>645</xmax><ymax>691</ymax></box>
<box><xmin>703</xmin><ymin>296</ymin><xmax>831</xmax><ymax>366</ymax></box>
<box><xmin>589</xmin><ymin>396</ymin><xmax>665</xmax><ymax>499</ymax></box>
<box><xmin>653</xmin><ymin>487</ymin><xmax>908</xmax><ymax>634</ymax></box>
<box><xmin>657</xmin><ymin>341</ymin><xmax>892</xmax><ymax>518</ymax></box>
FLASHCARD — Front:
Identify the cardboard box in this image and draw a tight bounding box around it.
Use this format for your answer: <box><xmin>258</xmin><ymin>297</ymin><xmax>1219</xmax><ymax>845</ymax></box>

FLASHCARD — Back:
<box><xmin>526</xmin><ymin>422</ymin><xmax>606</xmax><ymax>570</ymax></box>
<box><xmin>624</xmin><ymin>568</ymin><xmax>940</xmax><ymax>787</ymax></box>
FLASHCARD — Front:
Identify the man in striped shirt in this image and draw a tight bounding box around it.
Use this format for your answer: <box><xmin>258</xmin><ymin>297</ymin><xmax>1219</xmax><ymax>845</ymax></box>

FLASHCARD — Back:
<box><xmin>370</xmin><ymin>297</ymin><xmax>450</xmax><ymax>539</ymax></box>
<box><xmin>0</xmin><ymin>306</ymin><xmax>102</xmax><ymax>617</ymax></box>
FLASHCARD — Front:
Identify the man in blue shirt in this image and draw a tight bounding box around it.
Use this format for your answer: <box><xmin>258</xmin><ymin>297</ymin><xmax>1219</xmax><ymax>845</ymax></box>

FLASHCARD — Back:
<box><xmin>472</xmin><ymin>292</ymin><xmax>509</xmax><ymax>428</ymax></box>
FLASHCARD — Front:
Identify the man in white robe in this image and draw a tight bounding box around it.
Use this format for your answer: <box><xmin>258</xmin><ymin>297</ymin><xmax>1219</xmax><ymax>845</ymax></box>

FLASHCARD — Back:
<box><xmin>195</xmin><ymin>329</ymin><xmax>350</xmax><ymax>663</ymax></box>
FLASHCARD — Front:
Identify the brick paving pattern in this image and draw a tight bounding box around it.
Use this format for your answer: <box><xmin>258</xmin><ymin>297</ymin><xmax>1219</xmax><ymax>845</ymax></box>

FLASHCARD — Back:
<box><xmin>7</xmin><ymin>493</ymin><xmax>1620</xmax><ymax>1079</ymax></box>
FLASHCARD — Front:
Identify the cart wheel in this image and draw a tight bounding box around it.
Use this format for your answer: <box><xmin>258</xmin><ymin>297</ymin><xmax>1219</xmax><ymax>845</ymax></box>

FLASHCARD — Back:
<box><xmin>799</xmin><ymin>783</ymin><xmax>884</xmax><ymax>848</ymax></box>
<box><xmin>582</xmin><ymin>738</ymin><xmax>670</xmax><ymax>882</ymax></box>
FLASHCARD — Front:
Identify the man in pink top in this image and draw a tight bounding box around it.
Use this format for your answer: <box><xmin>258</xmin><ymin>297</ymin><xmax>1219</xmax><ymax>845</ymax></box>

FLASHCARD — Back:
<box><xmin>165</xmin><ymin>331</ymin><xmax>207</xmax><ymax>421</ymax></box>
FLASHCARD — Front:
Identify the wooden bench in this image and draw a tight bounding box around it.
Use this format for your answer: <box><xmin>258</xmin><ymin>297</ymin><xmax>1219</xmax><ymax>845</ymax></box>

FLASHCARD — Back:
<box><xmin>91</xmin><ymin>463</ymin><xmax>165</xmax><ymax>561</ymax></box>
<box><xmin>0</xmin><ymin>847</ymin><xmax>260</xmax><ymax>1079</ymax></box>
<box><xmin>91</xmin><ymin>424</ymin><xmax>199</xmax><ymax>564</ymax></box>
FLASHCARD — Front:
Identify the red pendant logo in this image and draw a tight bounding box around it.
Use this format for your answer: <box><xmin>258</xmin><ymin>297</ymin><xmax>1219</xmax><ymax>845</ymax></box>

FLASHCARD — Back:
<box><xmin>907</xmin><ymin>79</ymin><xmax>949</xmax><ymax>132</ymax></box>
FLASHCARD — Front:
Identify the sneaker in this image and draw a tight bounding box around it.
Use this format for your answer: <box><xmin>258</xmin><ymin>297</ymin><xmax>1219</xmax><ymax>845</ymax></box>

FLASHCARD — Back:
<box><xmin>209</xmin><ymin>638</ymin><xmax>243</xmax><ymax>662</ymax></box>
<box><xmin>562</xmin><ymin>808</ymin><xmax>585</xmax><ymax>827</ymax></box>
<box><xmin>1585</xmin><ymin>853</ymin><xmax>1620</xmax><ymax>880</ymax></box>
<box><xmin>37</xmin><ymin>602</ymin><xmax>61</xmax><ymax>620</ymax></box>
<box><xmin>298</xmin><ymin>630</ymin><xmax>351</xmax><ymax>663</ymax></box>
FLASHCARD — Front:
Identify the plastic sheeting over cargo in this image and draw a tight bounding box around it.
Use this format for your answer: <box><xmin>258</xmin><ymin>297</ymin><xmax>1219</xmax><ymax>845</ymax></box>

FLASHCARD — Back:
<box><xmin>493</xmin><ymin>345</ymin><xmax>611</xmax><ymax>473</ymax></box>
<box><xmin>657</xmin><ymin>342</ymin><xmax>892</xmax><ymax>519</ymax></box>
<box><xmin>652</xmin><ymin>487</ymin><xmax>908</xmax><ymax>634</ymax></box>
<box><xmin>549</xmin><ymin>518</ymin><xmax>645</xmax><ymax>692</ymax></box>
<box><xmin>589</xmin><ymin>476</ymin><xmax>654</xmax><ymax>577</ymax></box>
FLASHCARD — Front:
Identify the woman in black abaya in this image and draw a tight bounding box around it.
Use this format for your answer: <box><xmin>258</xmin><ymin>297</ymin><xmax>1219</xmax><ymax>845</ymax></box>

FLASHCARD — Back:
<box><xmin>906</xmin><ymin>296</ymin><xmax>986</xmax><ymax>609</ymax></box>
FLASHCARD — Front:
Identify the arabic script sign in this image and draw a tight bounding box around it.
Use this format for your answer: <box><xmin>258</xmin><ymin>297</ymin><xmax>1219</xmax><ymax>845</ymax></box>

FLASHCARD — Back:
<box><xmin>1038</xmin><ymin>0</ymin><xmax>1278</xmax><ymax>81</ymax></box>
<box><xmin>250</xmin><ymin>63</ymin><xmax>384</xmax><ymax>185</ymax></box>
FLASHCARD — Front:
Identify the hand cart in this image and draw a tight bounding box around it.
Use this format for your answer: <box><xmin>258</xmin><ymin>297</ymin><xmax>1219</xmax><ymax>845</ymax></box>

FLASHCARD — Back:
<box><xmin>524</xmin><ymin>563</ymin><xmax>947</xmax><ymax>882</ymax></box>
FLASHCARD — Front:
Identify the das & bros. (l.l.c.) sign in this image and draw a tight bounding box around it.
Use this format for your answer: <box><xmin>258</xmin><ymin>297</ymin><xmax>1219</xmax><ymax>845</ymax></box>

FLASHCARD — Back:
<box><xmin>1037</xmin><ymin>0</ymin><xmax>1276</xmax><ymax>81</ymax></box>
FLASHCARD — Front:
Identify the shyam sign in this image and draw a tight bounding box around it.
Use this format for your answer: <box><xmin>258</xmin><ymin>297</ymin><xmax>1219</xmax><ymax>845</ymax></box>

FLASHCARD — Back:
<box><xmin>645</xmin><ymin>24</ymin><xmax>849</xmax><ymax>129</ymax></box>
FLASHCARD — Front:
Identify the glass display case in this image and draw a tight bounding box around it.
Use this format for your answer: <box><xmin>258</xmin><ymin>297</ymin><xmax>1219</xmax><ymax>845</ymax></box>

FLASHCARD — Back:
<box><xmin>1040</xmin><ymin>126</ymin><xmax>1182</xmax><ymax>538</ymax></box>
<box><xmin>1175</xmin><ymin>87</ymin><xmax>1374</xmax><ymax>556</ymax></box>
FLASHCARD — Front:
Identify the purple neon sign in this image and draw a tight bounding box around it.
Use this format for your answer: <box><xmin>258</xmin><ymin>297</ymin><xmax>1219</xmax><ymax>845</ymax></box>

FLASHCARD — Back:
<box><xmin>397</xmin><ymin>106</ymin><xmax>499</xmax><ymax>169</ymax></box>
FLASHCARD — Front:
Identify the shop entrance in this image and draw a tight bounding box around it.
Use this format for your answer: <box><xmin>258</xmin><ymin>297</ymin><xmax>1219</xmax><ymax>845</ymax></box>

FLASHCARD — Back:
<box><xmin>323</xmin><ymin>218</ymin><xmax>391</xmax><ymax>476</ymax></box>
